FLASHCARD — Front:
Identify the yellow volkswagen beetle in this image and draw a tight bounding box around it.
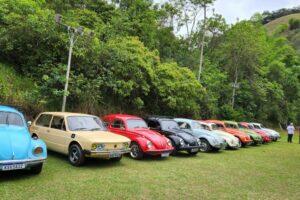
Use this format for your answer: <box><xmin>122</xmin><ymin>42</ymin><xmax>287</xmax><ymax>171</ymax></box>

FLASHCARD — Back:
<box><xmin>30</xmin><ymin>112</ymin><xmax>130</xmax><ymax>166</ymax></box>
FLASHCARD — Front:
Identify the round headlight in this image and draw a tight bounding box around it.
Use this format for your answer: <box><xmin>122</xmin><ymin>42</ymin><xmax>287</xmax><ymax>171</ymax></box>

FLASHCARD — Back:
<box><xmin>179</xmin><ymin>139</ymin><xmax>185</xmax><ymax>146</ymax></box>
<box><xmin>33</xmin><ymin>147</ymin><xmax>43</xmax><ymax>155</ymax></box>
<box><xmin>147</xmin><ymin>141</ymin><xmax>153</xmax><ymax>149</ymax></box>
<box><xmin>197</xmin><ymin>138</ymin><xmax>201</xmax><ymax>145</ymax></box>
<box><xmin>167</xmin><ymin>139</ymin><xmax>172</xmax><ymax>146</ymax></box>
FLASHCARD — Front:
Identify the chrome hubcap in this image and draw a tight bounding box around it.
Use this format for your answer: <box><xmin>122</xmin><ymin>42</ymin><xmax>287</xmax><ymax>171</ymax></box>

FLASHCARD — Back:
<box><xmin>200</xmin><ymin>142</ymin><xmax>208</xmax><ymax>152</ymax></box>
<box><xmin>130</xmin><ymin>145</ymin><xmax>139</xmax><ymax>158</ymax></box>
<box><xmin>70</xmin><ymin>148</ymin><xmax>79</xmax><ymax>163</ymax></box>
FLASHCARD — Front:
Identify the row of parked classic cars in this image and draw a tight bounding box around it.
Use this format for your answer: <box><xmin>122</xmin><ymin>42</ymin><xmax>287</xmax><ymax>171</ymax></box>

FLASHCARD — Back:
<box><xmin>0</xmin><ymin>105</ymin><xmax>281</xmax><ymax>175</ymax></box>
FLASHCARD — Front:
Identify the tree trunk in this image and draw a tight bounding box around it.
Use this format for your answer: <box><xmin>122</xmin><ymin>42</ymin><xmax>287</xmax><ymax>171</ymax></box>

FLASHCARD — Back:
<box><xmin>197</xmin><ymin>5</ymin><xmax>207</xmax><ymax>81</ymax></box>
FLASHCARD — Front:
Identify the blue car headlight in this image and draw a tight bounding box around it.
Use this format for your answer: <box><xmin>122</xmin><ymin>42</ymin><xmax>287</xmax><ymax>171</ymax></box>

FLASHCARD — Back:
<box><xmin>33</xmin><ymin>147</ymin><xmax>43</xmax><ymax>155</ymax></box>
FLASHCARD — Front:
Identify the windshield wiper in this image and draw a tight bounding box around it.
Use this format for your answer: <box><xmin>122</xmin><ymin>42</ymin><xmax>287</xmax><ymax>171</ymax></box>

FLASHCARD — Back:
<box><xmin>89</xmin><ymin>128</ymin><xmax>102</xmax><ymax>131</ymax></box>
<box><xmin>73</xmin><ymin>127</ymin><xmax>88</xmax><ymax>131</ymax></box>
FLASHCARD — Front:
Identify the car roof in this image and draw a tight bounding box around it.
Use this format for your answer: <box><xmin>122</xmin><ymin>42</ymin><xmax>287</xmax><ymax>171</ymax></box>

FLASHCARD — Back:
<box><xmin>250</xmin><ymin>122</ymin><xmax>261</xmax><ymax>125</ymax></box>
<box><xmin>39</xmin><ymin>112</ymin><xmax>95</xmax><ymax>117</ymax></box>
<box><xmin>224</xmin><ymin>120</ymin><xmax>238</xmax><ymax>125</ymax></box>
<box><xmin>146</xmin><ymin>116</ymin><xmax>174</xmax><ymax>121</ymax></box>
<box><xmin>206</xmin><ymin>119</ymin><xmax>224</xmax><ymax>125</ymax></box>
<box><xmin>104</xmin><ymin>114</ymin><xmax>142</xmax><ymax>121</ymax></box>
<box><xmin>174</xmin><ymin>118</ymin><xmax>195</xmax><ymax>123</ymax></box>
<box><xmin>0</xmin><ymin>105</ymin><xmax>22</xmax><ymax>114</ymax></box>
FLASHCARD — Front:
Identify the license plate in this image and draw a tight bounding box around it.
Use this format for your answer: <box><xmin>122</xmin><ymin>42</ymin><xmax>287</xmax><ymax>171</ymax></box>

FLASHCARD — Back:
<box><xmin>191</xmin><ymin>148</ymin><xmax>198</xmax><ymax>153</ymax></box>
<box><xmin>161</xmin><ymin>153</ymin><xmax>169</xmax><ymax>157</ymax></box>
<box><xmin>2</xmin><ymin>164</ymin><xmax>26</xmax><ymax>171</ymax></box>
<box><xmin>109</xmin><ymin>152</ymin><xmax>121</xmax><ymax>158</ymax></box>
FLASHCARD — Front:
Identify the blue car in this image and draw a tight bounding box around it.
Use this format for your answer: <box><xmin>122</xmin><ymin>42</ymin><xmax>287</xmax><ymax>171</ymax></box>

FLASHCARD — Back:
<box><xmin>0</xmin><ymin>105</ymin><xmax>47</xmax><ymax>174</ymax></box>
<box><xmin>174</xmin><ymin>118</ymin><xmax>227</xmax><ymax>152</ymax></box>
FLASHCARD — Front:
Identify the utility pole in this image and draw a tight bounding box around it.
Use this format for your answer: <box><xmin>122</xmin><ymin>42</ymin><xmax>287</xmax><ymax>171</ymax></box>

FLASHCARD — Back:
<box><xmin>197</xmin><ymin>4</ymin><xmax>207</xmax><ymax>81</ymax></box>
<box><xmin>55</xmin><ymin>14</ymin><xmax>84</xmax><ymax>112</ymax></box>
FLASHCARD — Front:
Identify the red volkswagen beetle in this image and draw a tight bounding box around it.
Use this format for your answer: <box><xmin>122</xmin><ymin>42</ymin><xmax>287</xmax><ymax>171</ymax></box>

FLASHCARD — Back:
<box><xmin>102</xmin><ymin>114</ymin><xmax>174</xmax><ymax>159</ymax></box>
<box><xmin>239</xmin><ymin>122</ymin><xmax>271</xmax><ymax>143</ymax></box>
<box><xmin>206</xmin><ymin>120</ymin><xmax>252</xmax><ymax>146</ymax></box>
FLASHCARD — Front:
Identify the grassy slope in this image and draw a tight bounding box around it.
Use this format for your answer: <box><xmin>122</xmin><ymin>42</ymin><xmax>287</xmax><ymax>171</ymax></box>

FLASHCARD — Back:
<box><xmin>265</xmin><ymin>13</ymin><xmax>300</xmax><ymax>53</ymax></box>
<box><xmin>1</xmin><ymin>133</ymin><xmax>300</xmax><ymax>200</ymax></box>
<box><xmin>0</xmin><ymin>62</ymin><xmax>35</xmax><ymax>105</ymax></box>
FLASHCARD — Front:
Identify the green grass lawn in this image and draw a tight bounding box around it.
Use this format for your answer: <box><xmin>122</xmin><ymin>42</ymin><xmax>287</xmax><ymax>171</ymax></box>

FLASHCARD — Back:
<box><xmin>1</xmin><ymin>133</ymin><xmax>300</xmax><ymax>200</ymax></box>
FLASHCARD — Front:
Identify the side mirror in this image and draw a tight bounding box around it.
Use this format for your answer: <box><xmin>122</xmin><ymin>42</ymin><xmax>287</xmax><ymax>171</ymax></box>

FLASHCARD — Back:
<box><xmin>27</xmin><ymin>121</ymin><xmax>32</xmax><ymax>126</ymax></box>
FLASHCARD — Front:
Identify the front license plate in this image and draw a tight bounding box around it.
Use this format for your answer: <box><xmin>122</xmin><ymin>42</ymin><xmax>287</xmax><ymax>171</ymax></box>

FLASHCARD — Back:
<box><xmin>109</xmin><ymin>152</ymin><xmax>121</xmax><ymax>158</ymax></box>
<box><xmin>2</xmin><ymin>164</ymin><xmax>26</xmax><ymax>171</ymax></box>
<box><xmin>161</xmin><ymin>153</ymin><xmax>169</xmax><ymax>158</ymax></box>
<box><xmin>191</xmin><ymin>148</ymin><xmax>198</xmax><ymax>153</ymax></box>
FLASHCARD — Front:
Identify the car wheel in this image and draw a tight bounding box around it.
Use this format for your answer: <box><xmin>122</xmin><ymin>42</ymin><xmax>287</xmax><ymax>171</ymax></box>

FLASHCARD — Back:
<box><xmin>187</xmin><ymin>149</ymin><xmax>198</xmax><ymax>155</ymax></box>
<box><xmin>237</xmin><ymin>139</ymin><xmax>242</xmax><ymax>148</ymax></box>
<box><xmin>130</xmin><ymin>142</ymin><xmax>143</xmax><ymax>159</ymax></box>
<box><xmin>111</xmin><ymin>155</ymin><xmax>122</xmax><ymax>162</ymax></box>
<box><xmin>69</xmin><ymin>144</ymin><xmax>85</xmax><ymax>166</ymax></box>
<box><xmin>199</xmin><ymin>139</ymin><xmax>212</xmax><ymax>152</ymax></box>
<box><xmin>170</xmin><ymin>140</ymin><xmax>178</xmax><ymax>155</ymax></box>
<box><xmin>274</xmin><ymin>138</ymin><xmax>278</xmax><ymax>142</ymax></box>
<box><xmin>30</xmin><ymin>163</ymin><xmax>43</xmax><ymax>174</ymax></box>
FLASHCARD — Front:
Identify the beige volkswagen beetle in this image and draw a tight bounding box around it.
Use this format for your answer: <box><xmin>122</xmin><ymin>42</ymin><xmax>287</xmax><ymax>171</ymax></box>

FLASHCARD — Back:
<box><xmin>30</xmin><ymin>112</ymin><xmax>130</xmax><ymax>166</ymax></box>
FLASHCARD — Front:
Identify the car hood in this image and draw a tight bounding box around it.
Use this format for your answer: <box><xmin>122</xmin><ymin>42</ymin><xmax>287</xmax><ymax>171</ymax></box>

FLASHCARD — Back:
<box><xmin>163</xmin><ymin>128</ymin><xmax>197</xmax><ymax>143</ymax></box>
<box><xmin>129</xmin><ymin>128</ymin><xmax>169</xmax><ymax>148</ymax></box>
<box><xmin>76</xmin><ymin>131</ymin><xmax>130</xmax><ymax>143</ymax></box>
<box><xmin>240</xmin><ymin>128</ymin><xmax>261</xmax><ymax>138</ymax></box>
<box><xmin>192</xmin><ymin>128</ymin><xmax>222</xmax><ymax>140</ymax></box>
<box><xmin>225</xmin><ymin>128</ymin><xmax>248</xmax><ymax>137</ymax></box>
<box><xmin>212</xmin><ymin>130</ymin><xmax>237</xmax><ymax>140</ymax></box>
<box><xmin>262</xmin><ymin>128</ymin><xmax>280</xmax><ymax>136</ymax></box>
<box><xmin>0</xmin><ymin>125</ymin><xmax>31</xmax><ymax>160</ymax></box>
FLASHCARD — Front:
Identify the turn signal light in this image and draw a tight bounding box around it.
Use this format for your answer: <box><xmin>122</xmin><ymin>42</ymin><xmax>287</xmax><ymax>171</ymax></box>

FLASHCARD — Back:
<box><xmin>33</xmin><ymin>147</ymin><xmax>43</xmax><ymax>155</ymax></box>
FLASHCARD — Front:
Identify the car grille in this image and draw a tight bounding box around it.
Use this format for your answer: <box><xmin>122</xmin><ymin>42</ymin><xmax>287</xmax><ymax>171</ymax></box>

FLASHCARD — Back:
<box><xmin>105</xmin><ymin>143</ymin><xmax>123</xmax><ymax>150</ymax></box>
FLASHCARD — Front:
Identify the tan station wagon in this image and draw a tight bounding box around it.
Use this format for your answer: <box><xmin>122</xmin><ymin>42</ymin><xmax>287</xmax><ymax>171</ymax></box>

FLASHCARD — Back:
<box><xmin>30</xmin><ymin>112</ymin><xmax>131</xmax><ymax>166</ymax></box>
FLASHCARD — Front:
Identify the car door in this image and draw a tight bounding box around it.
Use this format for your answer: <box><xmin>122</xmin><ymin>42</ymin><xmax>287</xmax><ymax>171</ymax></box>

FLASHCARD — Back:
<box><xmin>109</xmin><ymin>119</ymin><xmax>128</xmax><ymax>137</ymax></box>
<box><xmin>32</xmin><ymin>114</ymin><xmax>53</xmax><ymax>147</ymax></box>
<box><xmin>48</xmin><ymin>115</ymin><xmax>70</xmax><ymax>154</ymax></box>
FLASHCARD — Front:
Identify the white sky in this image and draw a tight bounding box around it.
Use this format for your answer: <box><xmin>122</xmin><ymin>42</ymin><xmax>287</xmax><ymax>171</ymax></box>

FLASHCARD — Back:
<box><xmin>213</xmin><ymin>0</ymin><xmax>300</xmax><ymax>24</ymax></box>
<box><xmin>155</xmin><ymin>0</ymin><xmax>300</xmax><ymax>24</ymax></box>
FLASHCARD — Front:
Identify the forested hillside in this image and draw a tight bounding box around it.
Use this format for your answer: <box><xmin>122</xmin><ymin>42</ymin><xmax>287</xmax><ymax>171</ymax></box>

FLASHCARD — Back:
<box><xmin>0</xmin><ymin>0</ymin><xmax>299</xmax><ymax>126</ymax></box>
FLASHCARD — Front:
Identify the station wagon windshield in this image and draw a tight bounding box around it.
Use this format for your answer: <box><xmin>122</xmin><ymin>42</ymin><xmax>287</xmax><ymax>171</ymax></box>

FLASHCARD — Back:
<box><xmin>127</xmin><ymin>119</ymin><xmax>148</xmax><ymax>129</ymax></box>
<box><xmin>161</xmin><ymin>120</ymin><xmax>179</xmax><ymax>130</ymax></box>
<box><xmin>67</xmin><ymin>116</ymin><xmax>106</xmax><ymax>131</ymax></box>
<box><xmin>0</xmin><ymin>111</ymin><xmax>24</xmax><ymax>127</ymax></box>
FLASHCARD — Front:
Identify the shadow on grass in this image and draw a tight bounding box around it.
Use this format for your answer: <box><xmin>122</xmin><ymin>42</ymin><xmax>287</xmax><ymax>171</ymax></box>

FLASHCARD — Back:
<box><xmin>0</xmin><ymin>169</ymin><xmax>38</xmax><ymax>181</ymax></box>
<box><xmin>47</xmin><ymin>150</ymin><xmax>128</xmax><ymax>169</ymax></box>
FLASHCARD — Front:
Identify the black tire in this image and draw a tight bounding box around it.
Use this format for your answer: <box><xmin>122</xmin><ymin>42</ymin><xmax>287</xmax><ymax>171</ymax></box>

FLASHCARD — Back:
<box><xmin>69</xmin><ymin>143</ymin><xmax>85</xmax><ymax>166</ymax></box>
<box><xmin>187</xmin><ymin>149</ymin><xmax>198</xmax><ymax>155</ymax></box>
<box><xmin>170</xmin><ymin>140</ymin><xmax>178</xmax><ymax>155</ymax></box>
<box><xmin>111</xmin><ymin>155</ymin><xmax>123</xmax><ymax>162</ymax></box>
<box><xmin>31</xmin><ymin>163</ymin><xmax>43</xmax><ymax>174</ymax></box>
<box><xmin>130</xmin><ymin>142</ymin><xmax>143</xmax><ymax>159</ymax></box>
<box><xmin>199</xmin><ymin>139</ymin><xmax>212</xmax><ymax>152</ymax></box>
<box><xmin>274</xmin><ymin>138</ymin><xmax>278</xmax><ymax>142</ymax></box>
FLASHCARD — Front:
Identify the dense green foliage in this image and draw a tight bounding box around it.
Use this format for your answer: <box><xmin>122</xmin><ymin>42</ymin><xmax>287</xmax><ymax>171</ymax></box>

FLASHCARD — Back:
<box><xmin>0</xmin><ymin>0</ymin><xmax>299</xmax><ymax>125</ymax></box>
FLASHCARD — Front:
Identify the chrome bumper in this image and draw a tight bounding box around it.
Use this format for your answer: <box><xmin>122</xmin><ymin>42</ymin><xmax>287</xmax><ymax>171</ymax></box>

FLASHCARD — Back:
<box><xmin>84</xmin><ymin>148</ymin><xmax>131</xmax><ymax>156</ymax></box>
<box><xmin>0</xmin><ymin>158</ymin><xmax>46</xmax><ymax>170</ymax></box>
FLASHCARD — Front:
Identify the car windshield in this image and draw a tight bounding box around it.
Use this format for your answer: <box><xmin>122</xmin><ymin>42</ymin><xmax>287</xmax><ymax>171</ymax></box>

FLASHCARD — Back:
<box><xmin>248</xmin><ymin>124</ymin><xmax>254</xmax><ymax>129</ymax></box>
<box><xmin>127</xmin><ymin>119</ymin><xmax>148</xmax><ymax>129</ymax></box>
<box><xmin>0</xmin><ymin>111</ymin><xmax>24</xmax><ymax>127</ymax></box>
<box><xmin>226</xmin><ymin>123</ymin><xmax>238</xmax><ymax>129</ymax></box>
<box><xmin>192</xmin><ymin>121</ymin><xmax>204</xmax><ymax>129</ymax></box>
<box><xmin>67</xmin><ymin>116</ymin><xmax>106</xmax><ymax>131</ymax></box>
<box><xmin>253</xmin><ymin>124</ymin><xmax>260</xmax><ymax>129</ymax></box>
<box><xmin>161</xmin><ymin>120</ymin><xmax>180</xmax><ymax>130</ymax></box>
<box><xmin>211</xmin><ymin>124</ymin><xmax>219</xmax><ymax>130</ymax></box>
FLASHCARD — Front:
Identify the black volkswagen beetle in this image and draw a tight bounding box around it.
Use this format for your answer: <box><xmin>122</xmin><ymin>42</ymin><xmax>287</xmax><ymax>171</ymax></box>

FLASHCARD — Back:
<box><xmin>145</xmin><ymin>116</ymin><xmax>201</xmax><ymax>155</ymax></box>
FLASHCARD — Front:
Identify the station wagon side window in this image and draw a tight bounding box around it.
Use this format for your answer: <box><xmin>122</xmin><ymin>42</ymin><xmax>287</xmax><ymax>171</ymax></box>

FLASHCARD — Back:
<box><xmin>36</xmin><ymin>114</ymin><xmax>52</xmax><ymax>127</ymax></box>
<box><xmin>51</xmin><ymin>116</ymin><xmax>66</xmax><ymax>131</ymax></box>
<box><xmin>112</xmin><ymin>119</ymin><xmax>125</xmax><ymax>129</ymax></box>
